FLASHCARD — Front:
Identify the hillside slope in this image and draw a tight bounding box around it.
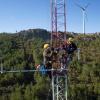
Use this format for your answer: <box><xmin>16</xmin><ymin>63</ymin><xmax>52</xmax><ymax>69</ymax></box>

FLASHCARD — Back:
<box><xmin>0</xmin><ymin>30</ymin><xmax>100</xmax><ymax>100</ymax></box>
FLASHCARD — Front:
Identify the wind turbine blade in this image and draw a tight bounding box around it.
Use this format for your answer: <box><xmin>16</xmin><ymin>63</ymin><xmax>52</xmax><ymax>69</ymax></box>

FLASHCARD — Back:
<box><xmin>85</xmin><ymin>3</ymin><xmax>90</xmax><ymax>9</ymax></box>
<box><xmin>75</xmin><ymin>3</ymin><xmax>84</xmax><ymax>10</ymax></box>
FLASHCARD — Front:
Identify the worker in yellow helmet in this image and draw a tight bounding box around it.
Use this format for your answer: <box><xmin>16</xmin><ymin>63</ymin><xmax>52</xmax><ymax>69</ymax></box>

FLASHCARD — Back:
<box><xmin>60</xmin><ymin>37</ymin><xmax>77</xmax><ymax>69</ymax></box>
<box><xmin>43</xmin><ymin>43</ymin><xmax>52</xmax><ymax>79</ymax></box>
<box><xmin>43</xmin><ymin>43</ymin><xmax>52</xmax><ymax>65</ymax></box>
<box><xmin>65</xmin><ymin>37</ymin><xmax>77</xmax><ymax>54</ymax></box>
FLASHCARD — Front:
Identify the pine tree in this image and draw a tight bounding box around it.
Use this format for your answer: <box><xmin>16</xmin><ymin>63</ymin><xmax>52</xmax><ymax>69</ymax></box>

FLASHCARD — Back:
<box><xmin>10</xmin><ymin>86</ymin><xmax>23</xmax><ymax>100</ymax></box>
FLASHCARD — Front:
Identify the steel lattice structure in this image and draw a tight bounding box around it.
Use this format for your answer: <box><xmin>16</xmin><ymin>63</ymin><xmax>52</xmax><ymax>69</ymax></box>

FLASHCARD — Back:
<box><xmin>52</xmin><ymin>73</ymin><xmax>67</xmax><ymax>100</ymax></box>
<box><xmin>51</xmin><ymin>0</ymin><xmax>67</xmax><ymax>46</ymax></box>
<box><xmin>51</xmin><ymin>0</ymin><xmax>67</xmax><ymax>100</ymax></box>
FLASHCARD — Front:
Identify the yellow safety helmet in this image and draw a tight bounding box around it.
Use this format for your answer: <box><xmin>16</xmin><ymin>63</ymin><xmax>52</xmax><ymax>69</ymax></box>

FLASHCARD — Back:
<box><xmin>68</xmin><ymin>37</ymin><xmax>73</xmax><ymax>42</ymax></box>
<box><xmin>44</xmin><ymin>44</ymin><xmax>49</xmax><ymax>49</ymax></box>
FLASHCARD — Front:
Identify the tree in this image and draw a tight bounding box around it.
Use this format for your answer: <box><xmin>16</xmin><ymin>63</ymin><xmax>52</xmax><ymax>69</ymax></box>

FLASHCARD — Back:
<box><xmin>24</xmin><ymin>84</ymin><xmax>33</xmax><ymax>100</ymax></box>
<box><xmin>10</xmin><ymin>85</ymin><xmax>23</xmax><ymax>100</ymax></box>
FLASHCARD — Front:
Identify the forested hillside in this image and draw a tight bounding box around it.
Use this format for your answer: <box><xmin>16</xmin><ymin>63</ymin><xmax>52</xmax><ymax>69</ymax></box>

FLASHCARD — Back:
<box><xmin>0</xmin><ymin>29</ymin><xmax>100</xmax><ymax>100</ymax></box>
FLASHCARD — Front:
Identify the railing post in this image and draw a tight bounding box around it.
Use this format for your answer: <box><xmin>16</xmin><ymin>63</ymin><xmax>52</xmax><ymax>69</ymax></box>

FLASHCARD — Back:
<box><xmin>77</xmin><ymin>48</ymin><xmax>80</xmax><ymax>61</ymax></box>
<box><xmin>0</xmin><ymin>58</ymin><xmax>3</xmax><ymax>74</ymax></box>
<box><xmin>52</xmin><ymin>68</ymin><xmax>55</xmax><ymax>100</ymax></box>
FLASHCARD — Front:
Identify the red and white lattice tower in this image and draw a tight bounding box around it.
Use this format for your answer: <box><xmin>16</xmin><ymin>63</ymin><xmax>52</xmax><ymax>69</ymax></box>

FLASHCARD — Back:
<box><xmin>51</xmin><ymin>0</ymin><xmax>67</xmax><ymax>46</ymax></box>
<box><xmin>51</xmin><ymin>0</ymin><xmax>67</xmax><ymax>100</ymax></box>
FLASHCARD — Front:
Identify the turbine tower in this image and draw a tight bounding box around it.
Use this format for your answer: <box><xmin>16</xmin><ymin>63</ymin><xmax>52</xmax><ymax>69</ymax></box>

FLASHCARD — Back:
<box><xmin>76</xmin><ymin>3</ymin><xmax>89</xmax><ymax>35</ymax></box>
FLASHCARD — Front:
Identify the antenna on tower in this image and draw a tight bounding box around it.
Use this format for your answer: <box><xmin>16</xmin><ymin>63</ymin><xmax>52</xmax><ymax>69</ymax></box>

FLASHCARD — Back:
<box><xmin>75</xmin><ymin>3</ymin><xmax>90</xmax><ymax>35</ymax></box>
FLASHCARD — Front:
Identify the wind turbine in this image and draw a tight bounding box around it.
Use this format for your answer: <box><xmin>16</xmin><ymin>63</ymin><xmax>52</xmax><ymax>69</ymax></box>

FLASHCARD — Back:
<box><xmin>76</xmin><ymin>3</ymin><xmax>90</xmax><ymax>35</ymax></box>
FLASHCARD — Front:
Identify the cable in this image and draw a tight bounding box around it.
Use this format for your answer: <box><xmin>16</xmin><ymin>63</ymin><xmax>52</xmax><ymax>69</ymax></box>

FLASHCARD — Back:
<box><xmin>0</xmin><ymin>68</ymin><xmax>68</xmax><ymax>74</ymax></box>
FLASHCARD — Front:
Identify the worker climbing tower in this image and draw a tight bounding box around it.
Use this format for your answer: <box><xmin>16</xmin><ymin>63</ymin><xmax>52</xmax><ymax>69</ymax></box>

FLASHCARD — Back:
<box><xmin>51</xmin><ymin>0</ymin><xmax>67</xmax><ymax>100</ymax></box>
